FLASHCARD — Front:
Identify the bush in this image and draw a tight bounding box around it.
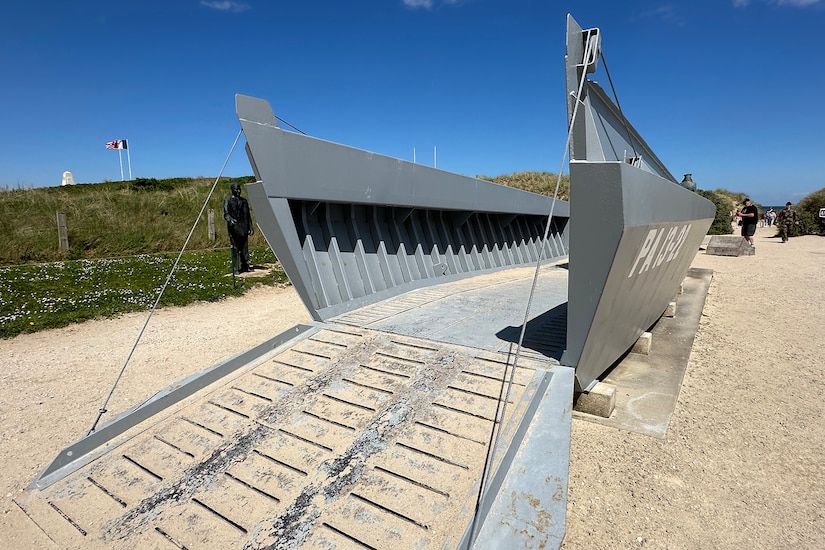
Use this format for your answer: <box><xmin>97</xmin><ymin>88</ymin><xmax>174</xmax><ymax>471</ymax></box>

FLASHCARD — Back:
<box><xmin>130</xmin><ymin>177</ymin><xmax>173</xmax><ymax>192</ymax></box>
<box><xmin>697</xmin><ymin>190</ymin><xmax>733</xmax><ymax>235</ymax></box>
<box><xmin>796</xmin><ymin>209</ymin><xmax>820</xmax><ymax>236</ymax></box>
<box><xmin>795</xmin><ymin>187</ymin><xmax>825</xmax><ymax>235</ymax></box>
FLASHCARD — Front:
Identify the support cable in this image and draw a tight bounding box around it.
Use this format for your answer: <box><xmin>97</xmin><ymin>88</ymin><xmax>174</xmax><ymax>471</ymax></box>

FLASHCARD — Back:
<box><xmin>86</xmin><ymin>128</ymin><xmax>244</xmax><ymax>436</ymax></box>
<box><xmin>466</xmin><ymin>31</ymin><xmax>599</xmax><ymax>546</ymax></box>
<box><xmin>274</xmin><ymin>115</ymin><xmax>307</xmax><ymax>135</ymax></box>
<box><xmin>601</xmin><ymin>51</ymin><xmax>639</xmax><ymax>160</ymax></box>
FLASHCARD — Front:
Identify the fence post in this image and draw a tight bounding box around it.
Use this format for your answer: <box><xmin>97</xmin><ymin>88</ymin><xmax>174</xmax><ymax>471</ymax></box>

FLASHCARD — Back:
<box><xmin>56</xmin><ymin>211</ymin><xmax>69</xmax><ymax>252</ymax></box>
<box><xmin>208</xmin><ymin>209</ymin><xmax>216</xmax><ymax>241</ymax></box>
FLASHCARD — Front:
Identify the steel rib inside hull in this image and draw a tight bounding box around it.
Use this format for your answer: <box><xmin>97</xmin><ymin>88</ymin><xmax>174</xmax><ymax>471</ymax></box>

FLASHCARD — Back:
<box><xmin>237</xmin><ymin>92</ymin><xmax>571</xmax><ymax>322</ymax></box>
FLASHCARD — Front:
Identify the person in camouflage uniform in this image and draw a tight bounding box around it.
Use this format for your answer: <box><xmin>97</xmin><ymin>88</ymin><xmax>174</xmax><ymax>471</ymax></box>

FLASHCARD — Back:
<box><xmin>776</xmin><ymin>201</ymin><xmax>798</xmax><ymax>243</ymax></box>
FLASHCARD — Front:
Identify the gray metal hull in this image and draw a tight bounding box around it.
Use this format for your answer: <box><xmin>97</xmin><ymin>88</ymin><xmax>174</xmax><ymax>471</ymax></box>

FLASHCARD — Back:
<box><xmin>561</xmin><ymin>14</ymin><xmax>715</xmax><ymax>390</ymax></box>
<box><xmin>236</xmin><ymin>14</ymin><xmax>716</xmax><ymax>392</ymax></box>
<box><xmin>563</xmin><ymin>161</ymin><xmax>714</xmax><ymax>390</ymax></box>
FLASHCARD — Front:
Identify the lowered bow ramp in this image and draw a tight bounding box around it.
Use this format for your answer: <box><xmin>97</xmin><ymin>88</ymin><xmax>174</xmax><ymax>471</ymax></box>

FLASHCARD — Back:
<box><xmin>18</xmin><ymin>267</ymin><xmax>574</xmax><ymax>548</ymax></box>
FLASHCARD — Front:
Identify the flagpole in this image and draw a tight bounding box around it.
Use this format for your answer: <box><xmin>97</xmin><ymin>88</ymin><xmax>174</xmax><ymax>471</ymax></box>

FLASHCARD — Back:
<box><xmin>118</xmin><ymin>149</ymin><xmax>124</xmax><ymax>181</ymax></box>
<box><xmin>126</xmin><ymin>140</ymin><xmax>132</xmax><ymax>180</ymax></box>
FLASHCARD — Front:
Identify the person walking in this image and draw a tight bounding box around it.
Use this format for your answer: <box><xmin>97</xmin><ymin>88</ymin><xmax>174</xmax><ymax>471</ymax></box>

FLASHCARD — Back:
<box><xmin>776</xmin><ymin>201</ymin><xmax>799</xmax><ymax>243</ymax></box>
<box><xmin>734</xmin><ymin>198</ymin><xmax>759</xmax><ymax>248</ymax></box>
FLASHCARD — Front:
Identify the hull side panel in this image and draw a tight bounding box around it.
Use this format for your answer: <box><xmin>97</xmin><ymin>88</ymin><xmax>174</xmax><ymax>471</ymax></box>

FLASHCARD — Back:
<box><xmin>239</xmin><ymin>96</ymin><xmax>568</xmax><ymax>217</ymax></box>
<box><xmin>245</xmin><ymin>186</ymin><xmax>325</xmax><ymax>320</ymax></box>
<box><xmin>237</xmin><ymin>94</ymin><xmax>570</xmax><ymax>321</ymax></box>
<box><xmin>564</xmin><ymin>162</ymin><xmax>715</xmax><ymax>390</ymax></box>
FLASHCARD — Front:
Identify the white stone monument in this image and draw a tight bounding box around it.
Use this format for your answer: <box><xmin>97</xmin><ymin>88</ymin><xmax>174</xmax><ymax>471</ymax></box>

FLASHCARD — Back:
<box><xmin>61</xmin><ymin>171</ymin><xmax>75</xmax><ymax>186</ymax></box>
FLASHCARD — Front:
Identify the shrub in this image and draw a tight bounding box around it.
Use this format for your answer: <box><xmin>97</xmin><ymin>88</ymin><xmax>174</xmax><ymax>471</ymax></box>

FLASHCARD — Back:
<box><xmin>130</xmin><ymin>177</ymin><xmax>173</xmax><ymax>192</ymax></box>
<box><xmin>795</xmin><ymin>187</ymin><xmax>825</xmax><ymax>235</ymax></box>
<box><xmin>796</xmin><ymin>209</ymin><xmax>820</xmax><ymax>236</ymax></box>
<box><xmin>697</xmin><ymin>190</ymin><xmax>733</xmax><ymax>235</ymax></box>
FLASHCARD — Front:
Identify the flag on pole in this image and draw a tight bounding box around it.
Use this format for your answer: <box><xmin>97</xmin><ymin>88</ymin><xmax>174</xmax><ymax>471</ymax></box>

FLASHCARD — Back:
<box><xmin>105</xmin><ymin>139</ymin><xmax>128</xmax><ymax>150</ymax></box>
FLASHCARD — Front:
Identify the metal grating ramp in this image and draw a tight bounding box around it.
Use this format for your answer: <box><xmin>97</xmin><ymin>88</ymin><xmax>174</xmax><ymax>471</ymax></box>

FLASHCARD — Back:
<box><xmin>18</xmin><ymin>326</ymin><xmax>570</xmax><ymax>549</ymax></box>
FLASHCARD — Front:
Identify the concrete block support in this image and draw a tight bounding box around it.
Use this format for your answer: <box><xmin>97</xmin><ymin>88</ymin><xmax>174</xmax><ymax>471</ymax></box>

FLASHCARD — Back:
<box><xmin>632</xmin><ymin>331</ymin><xmax>652</xmax><ymax>355</ymax></box>
<box><xmin>706</xmin><ymin>235</ymin><xmax>755</xmax><ymax>256</ymax></box>
<box><xmin>665</xmin><ymin>301</ymin><xmax>676</xmax><ymax>318</ymax></box>
<box><xmin>574</xmin><ymin>382</ymin><xmax>616</xmax><ymax>418</ymax></box>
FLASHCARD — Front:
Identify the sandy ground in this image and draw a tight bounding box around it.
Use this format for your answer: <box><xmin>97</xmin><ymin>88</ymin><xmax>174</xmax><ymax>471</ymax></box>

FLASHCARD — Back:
<box><xmin>1</xmin><ymin>225</ymin><xmax>823</xmax><ymax>549</ymax></box>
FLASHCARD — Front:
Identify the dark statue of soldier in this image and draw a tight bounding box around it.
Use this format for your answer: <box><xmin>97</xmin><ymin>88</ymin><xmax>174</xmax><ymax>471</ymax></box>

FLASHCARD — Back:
<box><xmin>223</xmin><ymin>182</ymin><xmax>254</xmax><ymax>273</ymax></box>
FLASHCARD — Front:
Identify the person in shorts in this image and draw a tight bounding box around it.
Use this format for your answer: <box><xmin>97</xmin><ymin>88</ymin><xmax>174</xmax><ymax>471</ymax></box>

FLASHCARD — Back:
<box><xmin>734</xmin><ymin>198</ymin><xmax>759</xmax><ymax>247</ymax></box>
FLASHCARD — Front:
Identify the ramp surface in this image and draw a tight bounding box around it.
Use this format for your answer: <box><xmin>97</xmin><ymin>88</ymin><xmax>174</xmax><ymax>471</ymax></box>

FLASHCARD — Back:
<box><xmin>19</xmin><ymin>265</ymin><xmax>574</xmax><ymax>549</ymax></box>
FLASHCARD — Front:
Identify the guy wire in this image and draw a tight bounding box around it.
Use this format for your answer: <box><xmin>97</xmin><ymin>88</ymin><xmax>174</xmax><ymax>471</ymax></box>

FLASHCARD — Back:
<box><xmin>86</xmin><ymin>128</ymin><xmax>244</xmax><ymax>436</ymax></box>
<box><xmin>275</xmin><ymin>115</ymin><xmax>307</xmax><ymax>135</ymax></box>
<box><xmin>466</xmin><ymin>33</ymin><xmax>598</xmax><ymax>544</ymax></box>
<box><xmin>600</xmin><ymin>51</ymin><xmax>639</xmax><ymax>160</ymax></box>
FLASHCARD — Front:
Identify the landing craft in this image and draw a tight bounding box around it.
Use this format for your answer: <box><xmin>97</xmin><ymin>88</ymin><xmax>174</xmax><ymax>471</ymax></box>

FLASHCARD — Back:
<box><xmin>17</xmin><ymin>15</ymin><xmax>714</xmax><ymax>548</ymax></box>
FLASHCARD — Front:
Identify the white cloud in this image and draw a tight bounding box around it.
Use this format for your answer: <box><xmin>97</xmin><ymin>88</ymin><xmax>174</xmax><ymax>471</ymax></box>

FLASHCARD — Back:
<box><xmin>403</xmin><ymin>0</ymin><xmax>434</xmax><ymax>8</ymax></box>
<box><xmin>734</xmin><ymin>0</ymin><xmax>822</xmax><ymax>7</ymax></box>
<box><xmin>402</xmin><ymin>0</ymin><xmax>466</xmax><ymax>9</ymax></box>
<box><xmin>638</xmin><ymin>5</ymin><xmax>678</xmax><ymax>20</ymax></box>
<box><xmin>630</xmin><ymin>5</ymin><xmax>686</xmax><ymax>25</ymax></box>
<box><xmin>200</xmin><ymin>1</ymin><xmax>251</xmax><ymax>13</ymax></box>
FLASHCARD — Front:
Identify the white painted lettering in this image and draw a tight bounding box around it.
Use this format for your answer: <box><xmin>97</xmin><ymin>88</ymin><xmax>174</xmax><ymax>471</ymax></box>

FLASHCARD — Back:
<box><xmin>666</xmin><ymin>224</ymin><xmax>691</xmax><ymax>262</ymax></box>
<box><xmin>638</xmin><ymin>228</ymin><xmax>665</xmax><ymax>274</ymax></box>
<box><xmin>628</xmin><ymin>229</ymin><xmax>659</xmax><ymax>277</ymax></box>
<box><xmin>654</xmin><ymin>226</ymin><xmax>679</xmax><ymax>268</ymax></box>
<box><xmin>627</xmin><ymin>223</ymin><xmax>697</xmax><ymax>279</ymax></box>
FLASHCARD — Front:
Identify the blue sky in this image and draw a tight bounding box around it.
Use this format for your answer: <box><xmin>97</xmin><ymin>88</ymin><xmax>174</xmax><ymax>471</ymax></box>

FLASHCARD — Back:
<box><xmin>1</xmin><ymin>0</ymin><xmax>824</xmax><ymax>206</ymax></box>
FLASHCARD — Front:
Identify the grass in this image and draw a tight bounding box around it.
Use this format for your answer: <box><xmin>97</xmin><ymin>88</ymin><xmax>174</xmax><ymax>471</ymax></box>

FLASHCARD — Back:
<box><xmin>478</xmin><ymin>171</ymin><xmax>571</xmax><ymax>201</ymax></box>
<box><xmin>0</xmin><ymin>176</ymin><xmax>261</xmax><ymax>265</ymax></box>
<box><xmin>0</xmin><ymin>177</ymin><xmax>290</xmax><ymax>339</ymax></box>
<box><xmin>0</xmin><ymin>247</ymin><xmax>288</xmax><ymax>339</ymax></box>
<box><xmin>0</xmin><ymin>174</ymin><xmax>571</xmax><ymax>266</ymax></box>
